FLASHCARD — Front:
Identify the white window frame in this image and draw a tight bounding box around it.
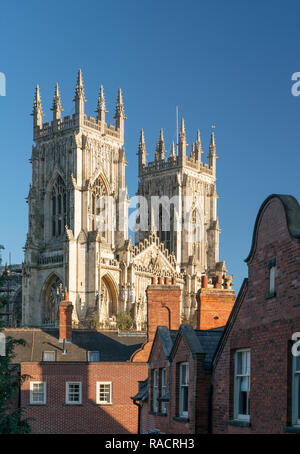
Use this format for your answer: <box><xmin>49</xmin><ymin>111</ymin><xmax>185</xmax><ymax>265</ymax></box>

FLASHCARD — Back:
<box><xmin>66</xmin><ymin>381</ymin><xmax>82</xmax><ymax>405</ymax></box>
<box><xmin>292</xmin><ymin>354</ymin><xmax>300</xmax><ymax>426</ymax></box>
<box><xmin>96</xmin><ymin>381</ymin><xmax>112</xmax><ymax>405</ymax></box>
<box><xmin>161</xmin><ymin>368</ymin><xmax>167</xmax><ymax>414</ymax></box>
<box><xmin>179</xmin><ymin>362</ymin><xmax>189</xmax><ymax>418</ymax></box>
<box><xmin>152</xmin><ymin>369</ymin><xmax>158</xmax><ymax>412</ymax></box>
<box><xmin>234</xmin><ymin>349</ymin><xmax>250</xmax><ymax>421</ymax></box>
<box><xmin>42</xmin><ymin>351</ymin><xmax>56</xmax><ymax>362</ymax></box>
<box><xmin>30</xmin><ymin>381</ymin><xmax>46</xmax><ymax>405</ymax></box>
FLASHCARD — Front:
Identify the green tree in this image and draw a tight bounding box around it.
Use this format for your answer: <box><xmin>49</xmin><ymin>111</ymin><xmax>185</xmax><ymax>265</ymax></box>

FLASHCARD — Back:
<box><xmin>116</xmin><ymin>311</ymin><xmax>134</xmax><ymax>331</ymax></box>
<box><xmin>0</xmin><ymin>245</ymin><xmax>31</xmax><ymax>433</ymax></box>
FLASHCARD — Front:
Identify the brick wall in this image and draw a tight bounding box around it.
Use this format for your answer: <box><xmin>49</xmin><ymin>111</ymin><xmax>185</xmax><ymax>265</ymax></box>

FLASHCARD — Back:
<box><xmin>132</xmin><ymin>284</ymin><xmax>181</xmax><ymax>362</ymax></box>
<box><xmin>196</xmin><ymin>288</ymin><xmax>235</xmax><ymax>330</ymax></box>
<box><xmin>212</xmin><ymin>196</ymin><xmax>300</xmax><ymax>433</ymax></box>
<box><xmin>21</xmin><ymin>362</ymin><xmax>147</xmax><ymax>434</ymax></box>
<box><xmin>140</xmin><ymin>333</ymin><xmax>211</xmax><ymax>434</ymax></box>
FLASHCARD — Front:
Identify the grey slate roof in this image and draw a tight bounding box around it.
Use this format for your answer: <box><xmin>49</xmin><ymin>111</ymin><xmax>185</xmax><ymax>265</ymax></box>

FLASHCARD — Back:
<box><xmin>132</xmin><ymin>378</ymin><xmax>148</xmax><ymax>401</ymax></box>
<box><xmin>3</xmin><ymin>328</ymin><xmax>146</xmax><ymax>363</ymax></box>
<box><xmin>194</xmin><ymin>327</ymin><xmax>224</xmax><ymax>370</ymax></box>
<box><xmin>168</xmin><ymin>325</ymin><xmax>224</xmax><ymax>370</ymax></box>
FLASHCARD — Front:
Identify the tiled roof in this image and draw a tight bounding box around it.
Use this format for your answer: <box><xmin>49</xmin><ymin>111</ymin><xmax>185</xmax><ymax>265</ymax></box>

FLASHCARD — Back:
<box><xmin>3</xmin><ymin>328</ymin><xmax>146</xmax><ymax>363</ymax></box>
<box><xmin>194</xmin><ymin>327</ymin><xmax>224</xmax><ymax>370</ymax></box>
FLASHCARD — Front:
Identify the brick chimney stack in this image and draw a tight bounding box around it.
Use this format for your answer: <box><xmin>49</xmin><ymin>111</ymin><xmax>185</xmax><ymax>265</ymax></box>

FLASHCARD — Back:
<box><xmin>196</xmin><ymin>283</ymin><xmax>235</xmax><ymax>330</ymax></box>
<box><xmin>146</xmin><ymin>282</ymin><xmax>181</xmax><ymax>344</ymax></box>
<box><xmin>131</xmin><ymin>277</ymin><xmax>181</xmax><ymax>362</ymax></box>
<box><xmin>59</xmin><ymin>292</ymin><xmax>73</xmax><ymax>342</ymax></box>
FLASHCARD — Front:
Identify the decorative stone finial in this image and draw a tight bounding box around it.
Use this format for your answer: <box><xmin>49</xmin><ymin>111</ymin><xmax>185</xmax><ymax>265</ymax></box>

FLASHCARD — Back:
<box><xmin>31</xmin><ymin>85</ymin><xmax>44</xmax><ymax>128</ymax></box>
<box><xmin>114</xmin><ymin>88</ymin><xmax>126</xmax><ymax>119</ymax></box>
<box><xmin>73</xmin><ymin>69</ymin><xmax>86</xmax><ymax>116</ymax></box>
<box><xmin>138</xmin><ymin>128</ymin><xmax>147</xmax><ymax>172</ymax></box>
<box><xmin>51</xmin><ymin>83</ymin><xmax>63</xmax><ymax>121</ymax></box>
<box><xmin>170</xmin><ymin>141</ymin><xmax>176</xmax><ymax>159</ymax></box>
<box><xmin>155</xmin><ymin>128</ymin><xmax>165</xmax><ymax>161</ymax></box>
<box><xmin>95</xmin><ymin>85</ymin><xmax>107</xmax><ymax>123</ymax></box>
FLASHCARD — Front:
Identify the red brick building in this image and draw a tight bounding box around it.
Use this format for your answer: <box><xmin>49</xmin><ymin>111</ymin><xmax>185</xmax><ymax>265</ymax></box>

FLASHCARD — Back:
<box><xmin>4</xmin><ymin>327</ymin><xmax>147</xmax><ymax>433</ymax></box>
<box><xmin>4</xmin><ymin>273</ymin><xmax>235</xmax><ymax>434</ymax></box>
<box><xmin>212</xmin><ymin>194</ymin><xmax>300</xmax><ymax>433</ymax></box>
<box><xmin>133</xmin><ymin>278</ymin><xmax>235</xmax><ymax>434</ymax></box>
<box><xmin>135</xmin><ymin>325</ymin><xmax>223</xmax><ymax>434</ymax></box>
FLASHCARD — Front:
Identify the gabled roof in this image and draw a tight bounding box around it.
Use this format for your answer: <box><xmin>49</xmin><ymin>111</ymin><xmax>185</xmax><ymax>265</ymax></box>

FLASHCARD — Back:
<box><xmin>148</xmin><ymin>326</ymin><xmax>177</xmax><ymax>362</ymax></box>
<box><xmin>245</xmin><ymin>194</ymin><xmax>300</xmax><ymax>263</ymax></box>
<box><xmin>168</xmin><ymin>325</ymin><xmax>225</xmax><ymax>371</ymax></box>
<box><xmin>3</xmin><ymin>328</ymin><xmax>146</xmax><ymax>363</ymax></box>
<box><xmin>195</xmin><ymin>327</ymin><xmax>224</xmax><ymax>370</ymax></box>
<box><xmin>169</xmin><ymin>325</ymin><xmax>204</xmax><ymax>360</ymax></box>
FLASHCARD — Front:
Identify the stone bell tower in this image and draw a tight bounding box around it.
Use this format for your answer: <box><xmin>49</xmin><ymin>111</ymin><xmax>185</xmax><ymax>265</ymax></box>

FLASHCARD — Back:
<box><xmin>22</xmin><ymin>70</ymin><xmax>128</xmax><ymax>327</ymax></box>
<box><xmin>135</xmin><ymin>120</ymin><xmax>230</xmax><ymax>321</ymax></box>
<box><xmin>136</xmin><ymin>119</ymin><xmax>220</xmax><ymax>274</ymax></box>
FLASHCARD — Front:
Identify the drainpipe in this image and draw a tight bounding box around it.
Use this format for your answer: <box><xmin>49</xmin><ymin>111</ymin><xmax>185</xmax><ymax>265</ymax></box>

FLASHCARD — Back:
<box><xmin>208</xmin><ymin>383</ymin><xmax>213</xmax><ymax>433</ymax></box>
<box><xmin>132</xmin><ymin>399</ymin><xmax>142</xmax><ymax>434</ymax></box>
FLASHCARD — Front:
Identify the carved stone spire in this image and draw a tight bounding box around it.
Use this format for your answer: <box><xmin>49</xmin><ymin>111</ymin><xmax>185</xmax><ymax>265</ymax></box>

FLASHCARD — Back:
<box><xmin>95</xmin><ymin>85</ymin><xmax>107</xmax><ymax>123</ymax></box>
<box><xmin>114</xmin><ymin>88</ymin><xmax>126</xmax><ymax>141</ymax></box>
<box><xmin>190</xmin><ymin>143</ymin><xmax>196</xmax><ymax>162</ymax></box>
<box><xmin>155</xmin><ymin>128</ymin><xmax>165</xmax><ymax>161</ymax></box>
<box><xmin>137</xmin><ymin>129</ymin><xmax>147</xmax><ymax>176</ymax></box>
<box><xmin>195</xmin><ymin>129</ymin><xmax>202</xmax><ymax>162</ymax></box>
<box><xmin>114</xmin><ymin>88</ymin><xmax>126</xmax><ymax>120</ymax></box>
<box><xmin>31</xmin><ymin>84</ymin><xmax>43</xmax><ymax>130</ymax></box>
<box><xmin>178</xmin><ymin>118</ymin><xmax>187</xmax><ymax>165</ymax></box>
<box><xmin>73</xmin><ymin>69</ymin><xmax>86</xmax><ymax>117</ymax></box>
<box><xmin>180</xmin><ymin>117</ymin><xmax>186</xmax><ymax>137</ymax></box>
<box><xmin>51</xmin><ymin>83</ymin><xmax>63</xmax><ymax>121</ymax></box>
<box><xmin>170</xmin><ymin>141</ymin><xmax>176</xmax><ymax>160</ymax></box>
<box><xmin>209</xmin><ymin>126</ymin><xmax>217</xmax><ymax>173</ymax></box>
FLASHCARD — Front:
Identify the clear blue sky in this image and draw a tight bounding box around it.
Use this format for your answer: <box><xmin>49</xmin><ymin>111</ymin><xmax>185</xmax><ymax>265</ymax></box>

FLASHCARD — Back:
<box><xmin>1</xmin><ymin>0</ymin><xmax>300</xmax><ymax>293</ymax></box>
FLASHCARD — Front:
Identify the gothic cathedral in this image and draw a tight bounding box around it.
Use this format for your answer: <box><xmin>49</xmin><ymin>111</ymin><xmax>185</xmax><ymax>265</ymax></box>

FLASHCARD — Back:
<box><xmin>22</xmin><ymin>70</ymin><xmax>233</xmax><ymax>330</ymax></box>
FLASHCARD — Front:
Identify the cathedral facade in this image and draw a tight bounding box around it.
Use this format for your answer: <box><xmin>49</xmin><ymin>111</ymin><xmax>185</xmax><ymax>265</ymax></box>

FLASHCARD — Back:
<box><xmin>22</xmin><ymin>70</ymin><xmax>233</xmax><ymax>330</ymax></box>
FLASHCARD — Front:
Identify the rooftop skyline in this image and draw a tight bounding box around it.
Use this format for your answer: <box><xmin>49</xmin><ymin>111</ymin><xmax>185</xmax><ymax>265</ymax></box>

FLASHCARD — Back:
<box><xmin>1</xmin><ymin>0</ymin><xmax>300</xmax><ymax>292</ymax></box>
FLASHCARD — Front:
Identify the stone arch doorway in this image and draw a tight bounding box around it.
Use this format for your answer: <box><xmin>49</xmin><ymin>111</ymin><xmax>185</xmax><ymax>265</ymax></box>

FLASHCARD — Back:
<box><xmin>41</xmin><ymin>274</ymin><xmax>63</xmax><ymax>326</ymax></box>
<box><xmin>100</xmin><ymin>274</ymin><xmax>118</xmax><ymax>318</ymax></box>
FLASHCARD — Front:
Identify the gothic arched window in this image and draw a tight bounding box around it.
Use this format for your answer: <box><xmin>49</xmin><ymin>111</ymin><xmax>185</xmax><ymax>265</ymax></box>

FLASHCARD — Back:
<box><xmin>42</xmin><ymin>275</ymin><xmax>63</xmax><ymax>326</ymax></box>
<box><xmin>51</xmin><ymin>176</ymin><xmax>67</xmax><ymax>237</ymax></box>
<box><xmin>100</xmin><ymin>275</ymin><xmax>117</xmax><ymax>318</ymax></box>
<box><xmin>191</xmin><ymin>208</ymin><xmax>200</xmax><ymax>260</ymax></box>
<box><xmin>157</xmin><ymin>204</ymin><xmax>171</xmax><ymax>254</ymax></box>
<box><xmin>90</xmin><ymin>176</ymin><xmax>108</xmax><ymax>234</ymax></box>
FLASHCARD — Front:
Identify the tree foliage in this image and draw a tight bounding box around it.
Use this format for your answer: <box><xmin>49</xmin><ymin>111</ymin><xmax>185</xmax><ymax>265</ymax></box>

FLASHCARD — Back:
<box><xmin>116</xmin><ymin>311</ymin><xmax>134</xmax><ymax>331</ymax></box>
